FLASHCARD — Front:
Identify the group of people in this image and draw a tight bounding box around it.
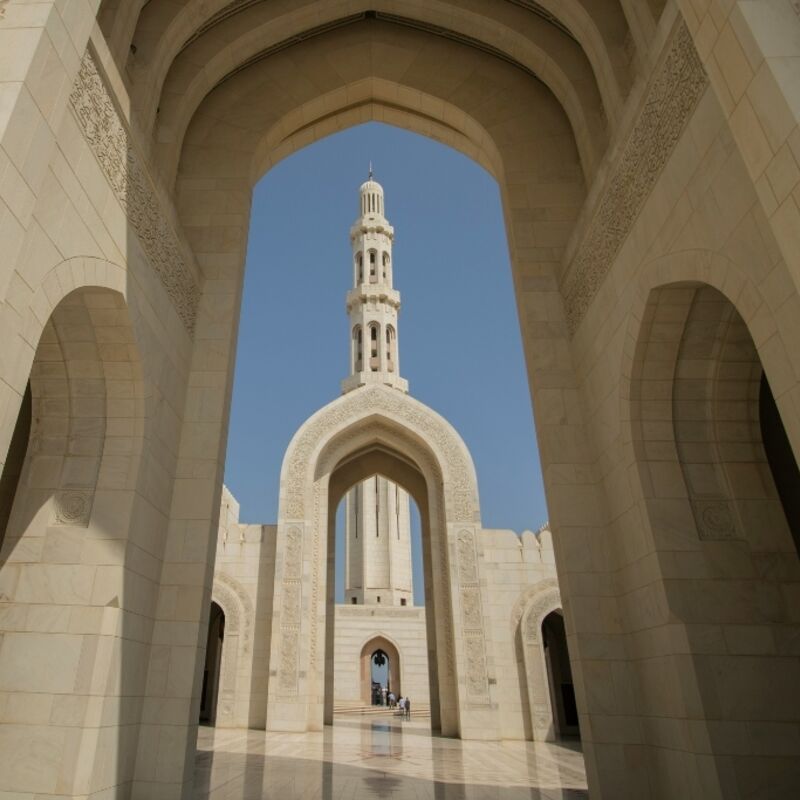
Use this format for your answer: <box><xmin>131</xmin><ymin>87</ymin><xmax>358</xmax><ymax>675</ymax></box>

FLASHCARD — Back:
<box><xmin>370</xmin><ymin>684</ymin><xmax>411</xmax><ymax>718</ymax></box>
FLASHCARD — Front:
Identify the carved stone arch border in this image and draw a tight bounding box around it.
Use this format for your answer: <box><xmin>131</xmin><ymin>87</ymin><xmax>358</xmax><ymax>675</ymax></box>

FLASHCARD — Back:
<box><xmin>210</xmin><ymin>574</ymin><xmax>254</xmax><ymax>727</ymax></box>
<box><xmin>516</xmin><ymin>581</ymin><xmax>562</xmax><ymax>742</ymax></box>
<box><xmin>281</xmin><ymin>384</ymin><xmax>481</xmax><ymax>523</ymax></box>
<box><xmin>268</xmin><ymin>384</ymin><xmax>497</xmax><ymax>739</ymax></box>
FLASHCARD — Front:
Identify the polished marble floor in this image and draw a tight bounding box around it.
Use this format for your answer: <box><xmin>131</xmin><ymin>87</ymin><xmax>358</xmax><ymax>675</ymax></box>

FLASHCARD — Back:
<box><xmin>193</xmin><ymin>713</ymin><xmax>588</xmax><ymax>799</ymax></box>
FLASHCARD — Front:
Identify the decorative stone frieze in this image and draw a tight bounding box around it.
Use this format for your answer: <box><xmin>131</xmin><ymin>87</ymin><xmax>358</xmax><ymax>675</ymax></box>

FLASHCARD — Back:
<box><xmin>455</xmin><ymin>529</ymin><xmax>490</xmax><ymax>701</ymax></box>
<box><xmin>283</xmin><ymin>385</ymin><xmax>478</xmax><ymax>523</ymax></box>
<box><xmin>561</xmin><ymin>21</ymin><xmax>707</xmax><ymax>334</ymax></box>
<box><xmin>69</xmin><ymin>50</ymin><xmax>200</xmax><ymax>334</ymax></box>
<box><xmin>276</xmin><ymin>523</ymin><xmax>303</xmax><ymax>696</ymax></box>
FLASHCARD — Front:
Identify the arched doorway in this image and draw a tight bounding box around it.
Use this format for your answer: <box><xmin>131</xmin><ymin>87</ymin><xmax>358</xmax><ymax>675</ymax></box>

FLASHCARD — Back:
<box><xmin>360</xmin><ymin>636</ymin><xmax>401</xmax><ymax>706</ymax></box>
<box><xmin>541</xmin><ymin>611</ymin><xmax>580</xmax><ymax>739</ymax></box>
<box><xmin>628</xmin><ymin>281</ymin><xmax>800</xmax><ymax>796</ymax></box>
<box><xmin>200</xmin><ymin>602</ymin><xmax>225</xmax><ymax>725</ymax></box>
<box><xmin>267</xmin><ymin>385</ymin><xmax>497</xmax><ymax>739</ymax></box>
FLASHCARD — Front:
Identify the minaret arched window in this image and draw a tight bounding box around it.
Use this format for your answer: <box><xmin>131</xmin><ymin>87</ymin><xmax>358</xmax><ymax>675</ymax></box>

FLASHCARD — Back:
<box><xmin>386</xmin><ymin>326</ymin><xmax>395</xmax><ymax>371</ymax></box>
<box><xmin>369</xmin><ymin>324</ymin><xmax>379</xmax><ymax>371</ymax></box>
<box><xmin>356</xmin><ymin>253</ymin><xmax>363</xmax><ymax>284</ymax></box>
<box><xmin>353</xmin><ymin>326</ymin><xmax>362</xmax><ymax>371</ymax></box>
<box><xmin>369</xmin><ymin>250</ymin><xmax>377</xmax><ymax>282</ymax></box>
<box><xmin>382</xmin><ymin>252</ymin><xmax>389</xmax><ymax>281</ymax></box>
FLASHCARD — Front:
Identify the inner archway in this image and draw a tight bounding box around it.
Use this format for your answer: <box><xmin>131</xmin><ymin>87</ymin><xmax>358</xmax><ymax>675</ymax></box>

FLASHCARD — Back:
<box><xmin>324</xmin><ymin>447</ymin><xmax>446</xmax><ymax>732</ymax></box>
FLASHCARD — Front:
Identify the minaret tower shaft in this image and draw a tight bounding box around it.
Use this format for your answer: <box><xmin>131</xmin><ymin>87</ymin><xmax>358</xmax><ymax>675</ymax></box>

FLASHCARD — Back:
<box><xmin>343</xmin><ymin>172</ymin><xmax>414</xmax><ymax>607</ymax></box>
<box><xmin>341</xmin><ymin>171</ymin><xmax>408</xmax><ymax>395</ymax></box>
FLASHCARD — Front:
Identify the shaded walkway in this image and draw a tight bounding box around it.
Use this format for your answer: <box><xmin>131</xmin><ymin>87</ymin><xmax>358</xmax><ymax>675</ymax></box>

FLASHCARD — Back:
<box><xmin>193</xmin><ymin>714</ymin><xmax>587</xmax><ymax>799</ymax></box>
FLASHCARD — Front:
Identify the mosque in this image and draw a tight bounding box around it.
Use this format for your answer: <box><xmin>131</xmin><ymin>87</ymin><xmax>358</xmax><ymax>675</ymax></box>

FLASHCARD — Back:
<box><xmin>1</xmin><ymin>2</ymin><xmax>799</xmax><ymax>797</ymax></box>
<box><xmin>202</xmin><ymin>175</ymin><xmax>568</xmax><ymax>740</ymax></box>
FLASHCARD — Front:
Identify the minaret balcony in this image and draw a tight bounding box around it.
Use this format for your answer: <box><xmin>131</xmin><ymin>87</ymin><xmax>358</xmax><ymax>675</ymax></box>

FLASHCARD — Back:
<box><xmin>350</xmin><ymin>221</ymin><xmax>394</xmax><ymax>239</ymax></box>
<box><xmin>346</xmin><ymin>286</ymin><xmax>400</xmax><ymax>310</ymax></box>
<box><xmin>341</xmin><ymin>372</ymin><xmax>409</xmax><ymax>395</ymax></box>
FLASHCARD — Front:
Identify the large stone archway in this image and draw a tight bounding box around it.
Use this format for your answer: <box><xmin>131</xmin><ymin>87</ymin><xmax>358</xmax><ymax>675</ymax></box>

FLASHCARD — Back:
<box><xmin>267</xmin><ymin>384</ymin><xmax>497</xmax><ymax>740</ymax></box>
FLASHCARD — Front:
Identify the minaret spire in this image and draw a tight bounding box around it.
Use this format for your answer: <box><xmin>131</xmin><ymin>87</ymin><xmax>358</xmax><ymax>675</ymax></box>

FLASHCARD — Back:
<box><xmin>342</xmin><ymin>174</ymin><xmax>408</xmax><ymax>394</ymax></box>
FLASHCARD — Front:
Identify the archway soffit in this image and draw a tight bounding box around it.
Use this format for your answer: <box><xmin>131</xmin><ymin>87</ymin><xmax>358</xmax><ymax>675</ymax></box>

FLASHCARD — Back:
<box><xmin>212</xmin><ymin>11</ymin><xmax>550</xmax><ymax>90</ymax></box>
<box><xmin>183</xmin><ymin>2</ymin><xmax>575</xmax><ymax>54</ymax></box>
<box><xmin>333</xmin><ymin>442</ymin><xmax>423</xmax><ymax>482</ymax></box>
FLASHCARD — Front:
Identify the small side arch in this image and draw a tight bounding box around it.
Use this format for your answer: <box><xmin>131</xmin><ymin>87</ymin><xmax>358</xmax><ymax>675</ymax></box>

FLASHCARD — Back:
<box><xmin>209</xmin><ymin>575</ymin><xmax>254</xmax><ymax>728</ymax></box>
<box><xmin>517</xmin><ymin>583</ymin><xmax>562</xmax><ymax>741</ymax></box>
<box><xmin>358</xmin><ymin>633</ymin><xmax>402</xmax><ymax>704</ymax></box>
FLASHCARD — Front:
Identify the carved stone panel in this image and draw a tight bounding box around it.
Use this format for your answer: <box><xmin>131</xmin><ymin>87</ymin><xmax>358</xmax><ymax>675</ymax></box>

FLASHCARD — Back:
<box><xmin>457</xmin><ymin>530</ymin><xmax>478</xmax><ymax>584</ymax></box>
<box><xmin>69</xmin><ymin>50</ymin><xmax>200</xmax><ymax>334</ymax></box>
<box><xmin>284</xmin><ymin>526</ymin><xmax>303</xmax><ymax>579</ymax></box>
<box><xmin>561</xmin><ymin>21</ymin><xmax>708</xmax><ymax>334</ymax></box>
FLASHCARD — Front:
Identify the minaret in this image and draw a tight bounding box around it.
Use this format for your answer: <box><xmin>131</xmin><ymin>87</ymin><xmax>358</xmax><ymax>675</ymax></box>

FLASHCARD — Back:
<box><xmin>341</xmin><ymin>167</ymin><xmax>408</xmax><ymax>395</ymax></box>
<box><xmin>343</xmin><ymin>171</ymin><xmax>414</xmax><ymax>607</ymax></box>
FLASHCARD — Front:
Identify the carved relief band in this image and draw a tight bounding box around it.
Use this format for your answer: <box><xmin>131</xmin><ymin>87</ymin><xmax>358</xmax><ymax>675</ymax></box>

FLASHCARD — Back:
<box><xmin>276</xmin><ymin>524</ymin><xmax>304</xmax><ymax>695</ymax></box>
<box><xmin>69</xmin><ymin>51</ymin><xmax>200</xmax><ymax>334</ymax></box>
<box><xmin>455</xmin><ymin>529</ymin><xmax>490</xmax><ymax>701</ymax></box>
<box><xmin>561</xmin><ymin>21</ymin><xmax>708</xmax><ymax>335</ymax></box>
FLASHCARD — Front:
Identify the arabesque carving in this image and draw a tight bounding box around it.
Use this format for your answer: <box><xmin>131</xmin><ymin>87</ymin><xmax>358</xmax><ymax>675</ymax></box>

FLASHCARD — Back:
<box><xmin>214</xmin><ymin>573</ymin><xmax>254</xmax><ymax>653</ymax></box>
<box><xmin>283</xmin><ymin>386</ymin><xmax>478</xmax><ymax>523</ymax></box>
<box><xmin>521</xmin><ymin>586</ymin><xmax>562</xmax><ymax>645</ymax></box>
<box><xmin>69</xmin><ymin>50</ymin><xmax>200</xmax><ymax>334</ymax></box>
<box><xmin>561</xmin><ymin>21</ymin><xmax>707</xmax><ymax>334</ymax></box>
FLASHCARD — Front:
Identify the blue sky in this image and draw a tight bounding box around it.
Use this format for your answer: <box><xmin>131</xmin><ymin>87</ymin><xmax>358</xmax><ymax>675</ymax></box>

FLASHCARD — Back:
<box><xmin>224</xmin><ymin>122</ymin><xmax>547</xmax><ymax>601</ymax></box>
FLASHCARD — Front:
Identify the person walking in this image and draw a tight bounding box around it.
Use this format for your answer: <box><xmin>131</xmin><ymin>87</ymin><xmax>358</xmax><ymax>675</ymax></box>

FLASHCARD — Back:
<box><xmin>404</xmin><ymin>696</ymin><xmax>411</xmax><ymax>720</ymax></box>
<box><xmin>398</xmin><ymin>696</ymin><xmax>405</xmax><ymax>716</ymax></box>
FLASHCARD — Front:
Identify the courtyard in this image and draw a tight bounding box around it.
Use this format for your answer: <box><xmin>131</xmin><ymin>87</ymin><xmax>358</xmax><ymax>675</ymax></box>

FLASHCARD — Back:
<box><xmin>193</xmin><ymin>716</ymin><xmax>587</xmax><ymax>800</ymax></box>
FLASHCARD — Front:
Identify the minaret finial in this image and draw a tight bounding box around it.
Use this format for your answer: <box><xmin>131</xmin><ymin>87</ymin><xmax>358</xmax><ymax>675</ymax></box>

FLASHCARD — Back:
<box><xmin>368</xmin><ymin>161</ymin><xmax>373</xmax><ymax>180</ymax></box>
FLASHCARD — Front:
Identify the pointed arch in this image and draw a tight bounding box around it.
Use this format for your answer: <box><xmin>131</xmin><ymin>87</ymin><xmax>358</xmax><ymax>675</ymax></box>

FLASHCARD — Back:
<box><xmin>267</xmin><ymin>384</ymin><xmax>493</xmax><ymax>739</ymax></box>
